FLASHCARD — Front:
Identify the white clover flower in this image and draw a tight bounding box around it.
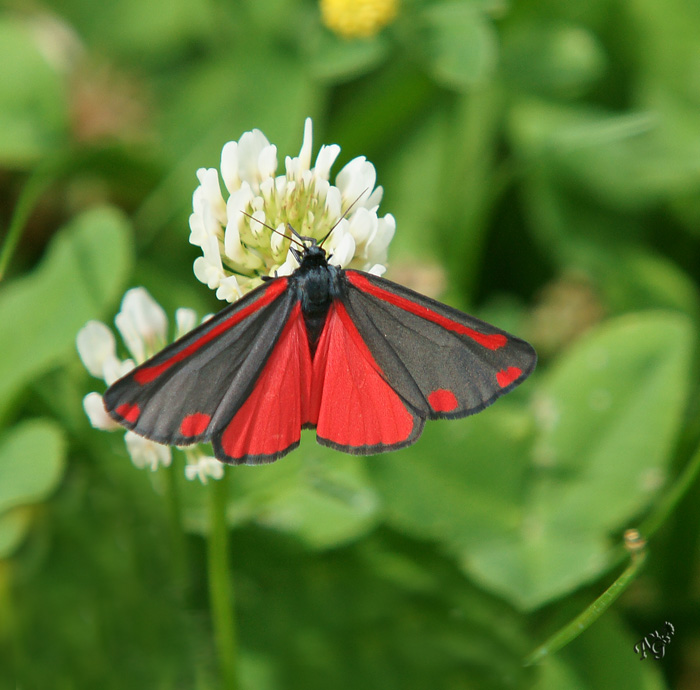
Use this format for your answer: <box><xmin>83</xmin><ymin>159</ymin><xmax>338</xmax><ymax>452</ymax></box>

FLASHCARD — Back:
<box><xmin>125</xmin><ymin>431</ymin><xmax>172</xmax><ymax>471</ymax></box>
<box><xmin>77</xmin><ymin>288</ymin><xmax>178</xmax><ymax>472</ymax></box>
<box><xmin>189</xmin><ymin>117</ymin><xmax>396</xmax><ymax>300</ymax></box>
<box><xmin>114</xmin><ymin>287</ymin><xmax>168</xmax><ymax>362</ymax></box>
<box><xmin>184</xmin><ymin>451</ymin><xmax>225</xmax><ymax>484</ymax></box>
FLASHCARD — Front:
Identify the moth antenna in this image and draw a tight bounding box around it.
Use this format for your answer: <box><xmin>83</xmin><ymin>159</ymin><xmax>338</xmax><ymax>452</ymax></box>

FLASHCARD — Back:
<box><xmin>319</xmin><ymin>188</ymin><xmax>370</xmax><ymax>248</ymax></box>
<box><xmin>286</xmin><ymin>223</ymin><xmax>304</xmax><ymax>242</ymax></box>
<box><xmin>241</xmin><ymin>210</ymin><xmax>306</xmax><ymax>249</ymax></box>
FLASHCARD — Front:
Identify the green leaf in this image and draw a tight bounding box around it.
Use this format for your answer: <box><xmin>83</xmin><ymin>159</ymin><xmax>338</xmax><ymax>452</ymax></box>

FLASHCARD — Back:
<box><xmin>0</xmin><ymin>419</ymin><xmax>66</xmax><ymax>557</ymax></box>
<box><xmin>233</xmin><ymin>530</ymin><xmax>533</xmax><ymax>690</ymax></box>
<box><xmin>476</xmin><ymin>312</ymin><xmax>693</xmax><ymax>607</ymax></box>
<box><xmin>501</xmin><ymin>21</ymin><xmax>606</xmax><ymax>98</ymax></box>
<box><xmin>0</xmin><ymin>206</ymin><xmax>132</xmax><ymax>419</ymax></box>
<box><xmin>419</xmin><ymin>1</ymin><xmax>497</xmax><ymax>90</ymax></box>
<box><xmin>45</xmin><ymin>0</ymin><xmax>214</xmax><ymax>63</ymax></box>
<box><xmin>0</xmin><ymin>17</ymin><xmax>69</xmax><ymax>166</ymax></box>
<box><xmin>0</xmin><ymin>419</ymin><xmax>66</xmax><ymax>515</ymax></box>
<box><xmin>305</xmin><ymin>30</ymin><xmax>390</xmax><ymax>84</ymax></box>
<box><xmin>509</xmin><ymin>98</ymin><xmax>700</xmax><ymax>211</ymax></box>
<box><xmin>371</xmin><ymin>312</ymin><xmax>694</xmax><ymax>609</ymax></box>
<box><xmin>182</xmin><ymin>440</ymin><xmax>380</xmax><ymax>549</ymax></box>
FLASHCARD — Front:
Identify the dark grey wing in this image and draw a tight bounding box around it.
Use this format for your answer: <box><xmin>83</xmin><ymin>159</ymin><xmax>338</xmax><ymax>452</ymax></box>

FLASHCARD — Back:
<box><xmin>343</xmin><ymin>270</ymin><xmax>537</xmax><ymax>419</ymax></box>
<box><xmin>104</xmin><ymin>278</ymin><xmax>296</xmax><ymax>446</ymax></box>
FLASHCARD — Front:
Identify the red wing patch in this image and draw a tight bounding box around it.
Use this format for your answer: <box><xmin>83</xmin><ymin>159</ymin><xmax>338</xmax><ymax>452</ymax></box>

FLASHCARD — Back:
<box><xmin>309</xmin><ymin>301</ymin><xmax>418</xmax><ymax>452</ymax></box>
<box><xmin>180</xmin><ymin>412</ymin><xmax>211</xmax><ymax>437</ymax></box>
<box><xmin>115</xmin><ymin>403</ymin><xmax>140</xmax><ymax>424</ymax></box>
<box><xmin>497</xmin><ymin>366</ymin><xmax>522</xmax><ymax>388</ymax></box>
<box><xmin>216</xmin><ymin>303</ymin><xmax>312</xmax><ymax>462</ymax></box>
<box><xmin>428</xmin><ymin>389</ymin><xmax>458</xmax><ymax>413</ymax></box>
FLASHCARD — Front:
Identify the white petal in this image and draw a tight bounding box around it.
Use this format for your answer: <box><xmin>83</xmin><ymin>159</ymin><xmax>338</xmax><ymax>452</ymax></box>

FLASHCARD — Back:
<box><xmin>297</xmin><ymin>117</ymin><xmax>314</xmax><ymax>172</ymax></box>
<box><xmin>259</xmin><ymin>176</ymin><xmax>274</xmax><ymax>199</ymax></box>
<box><xmin>196</xmin><ymin>167</ymin><xmax>227</xmax><ymax>224</ymax></box>
<box><xmin>77</xmin><ymin>321</ymin><xmax>117</xmax><ymax>379</ymax></box>
<box><xmin>215</xmin><ymin>275</ymin><xmax>243</xmax><ymax>303</ymax></box>
<box><xmin>314</xmin><ymin>144</ymin><xmax>341</xmax><ymax>181</ymax></box>
<box><xmin>185</xmin><ymin>455</ymin><xmax>224</xmax><ymax>483</ymax></box>
<box><xmin>275</xmin><ymin>174</ymin><xmax>288</xmax><ymax>197</ymax></box>
<box><xmin>347</xmin><ymin>206</ymin><xmax>375</xmax><ymax>247</ymax></box>
<box><xmin>366</xmin><ymin>213</ymin><xmax>395</xmax><ymax>264</ymax></box>
<box><xmin>115</xmin><ymin>288</ymin><xmax>168</xmax><ymax>363</ymax></box>
<box><xmin>220</xmin><ymin>140</ymin><xmax>240</xmax><ymax>194</ymax></box>
<box><xmin>284</xmin><ymin>154</ymin><xmax>299</xmax><ymax>179</ymax></box>
<box><xmin>225</xmin><ymin>184</ymin><xmax>255</xmax><ymax>258</ymax></box>
<box><xmin>191</xmin><ymin>185</ymin><xmax>206</xmax><ymax>217</ymax></box>
<box><xmin>365</xmin><ymin>185</ymin><xmax>383</xmax><ymax>209</ymax></box>
<box><xmin>175</xmin><ymin>308</ymin><xmax>198</xmax><ymax>337</ymax></box>
<box><xmin>237</xmin><ymin>129</ymin><xmax>272</xmax><ymax>188</ymax></box>
<box><xmin>83</xmin><ymin>392</ymin><xmax>121</xmax><ymax>430</ymax></box>
<box><xmin>250</xmin><ymin>209</ymin><xmax>266</xmax><ymax>238</ymax></box>
<box><xmin>202</xmin><ymin>204</ymin><xmax>223</xmax><ymax>240</ymax></box>
<box><xmin>324</xmin><ymin>186</ymin><xmax>342</xmax><ymax>219</ymax></box>
<box><xmin>257</xmin><ymin>144</ymin><xmax>278</xmax><ymax>180</ymax></box>
<box><xmin>188</xmin><ymin>212</ymin><xmax>207</xmax><ymax>247</ymax></box>
<box><xmin>276</xmin><ymin>250</ymin><xmax>300</xmax><ymax>276</ymax></box>
<box><xmin>125</xmin><ymin>431</ymin><xmax>172</xmax><ymax>471</ymax></box>
<box><xmin>368</xmin><ymin>264</ymin><xmax>387</xmax><ymax>276</ymax></box>
<box><xmin>328</xmin><ymin>231</ymin><xmax>356</xmax><ymax>268</ymax></box>
<box><xmin>193</xmin><ymin>236</ymin><xmax>224</xmax><ymax>289</ymax></box>
<box><xmin>223</xmin><ymin>219</ymin><xmax>246</xmax><ymax>265</ymax></box>
<box><xmin>335</xmin><ymin>156</ymin><xmax>377</xmax><ymax>207</ymax></box>
<box><xmin>270</xmin><ymin>223</ymin><xmax>286</xmax><ymax>255</ymax></box>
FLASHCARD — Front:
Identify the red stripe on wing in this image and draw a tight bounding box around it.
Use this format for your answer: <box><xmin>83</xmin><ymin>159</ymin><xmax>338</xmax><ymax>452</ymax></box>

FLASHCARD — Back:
<box><xmin>309</xmin><ymin>301</ymin><xmax>416</xmax><ymax>450</ymax></box>
<box><xmin>217</xmin><ymin>302</ymin><xmax>312</xmax><ymax>462</ymax></box>
<box><xmin>346</xmin><ymin>272</ymin><xmax>507</xmax><ymax>350</ymax></box>
<box><xmin>134</xmin><ymin>279</ymin><xmax>288</xmax><ymax>385</ymax></box>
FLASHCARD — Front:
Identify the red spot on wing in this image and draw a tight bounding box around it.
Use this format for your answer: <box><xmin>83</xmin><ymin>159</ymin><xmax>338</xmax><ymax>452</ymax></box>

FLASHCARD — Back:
<box><xmin>428</xmin><ymin>389</ymin><xmax>459</xmax><ymax>412</ymax></box>
<box><xmin>180</xmin><ymin>412</ymin><xmax>211</xmax><ymax>437</ymax></box>
<box><xmin>309</xmin><ymin>301</ymin><xmax>415</xmax><ymax>449</ymax></box>
<box><xmin>116</xmin><ymin>403</ymin><xmax>140</xmax><ymax>423</ymax></box>
<box><xmin>219</xmin><ymin>303</ymin><xmax>312</xmax><ymax>460</ymax></box>
<box><xmin>347</xmin><ymin>272</ymin><xmax>507</xmax><ymax>350</ymax></box>
<box><xmin>497</xmin><ymin>366</ymin><xmax>522</xmax><ymax>388</ymax></box>
<box><xmin>134</xmin><ymin>279</ymin><xmax>288</xmax><ymax>385</ymax></box>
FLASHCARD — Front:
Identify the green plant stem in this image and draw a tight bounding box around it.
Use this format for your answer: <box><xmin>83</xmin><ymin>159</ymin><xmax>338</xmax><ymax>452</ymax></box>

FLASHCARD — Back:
<box><xmin>524</xmin><ymin>548</ymin><xmax>648</xmax><ymax>666</ymax></box>
<box><xmin>207</xmin><ymin>473</ymin><xmax>239</xmax><ymax>690</ymax></box>
<box><xmin>639</xmin><ymin>441</ymin><xmax>700</xmax><ymax>539</ymax></box>
<box><xmin>0</xmin><ymin>152</ymin><xmax>70</xmax><ymax>281</ymax></box>
<box><xmin>163</xmin><ymin>459</ymin><xmax>189</xmax><ymax>592</ymax></box>
<box><xmin>525</xmin><ymin>440</ymin><xmax>700</xmax><ymax>666</ymax></box>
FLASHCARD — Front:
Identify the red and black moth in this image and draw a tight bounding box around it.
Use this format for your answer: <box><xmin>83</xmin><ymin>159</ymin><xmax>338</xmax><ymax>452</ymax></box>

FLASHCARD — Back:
<box><xmin>104</xmin><ymin>234</ymin><xmax>537</xmax><ymax>465</ymax></box>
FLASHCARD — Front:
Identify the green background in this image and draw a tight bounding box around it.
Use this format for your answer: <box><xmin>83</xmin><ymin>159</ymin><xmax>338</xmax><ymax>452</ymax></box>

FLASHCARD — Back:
<box><xmin>1</xmin><ymin>0</ymin><xmax>699</xmax><ymax>687</ymax></box>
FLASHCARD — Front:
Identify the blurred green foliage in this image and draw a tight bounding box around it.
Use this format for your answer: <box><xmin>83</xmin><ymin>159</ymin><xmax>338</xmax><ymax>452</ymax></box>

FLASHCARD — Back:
<box><xmin>1</xmin><ymin>0</ymin><xmax>699</xmax><ymax>688</ymax></box>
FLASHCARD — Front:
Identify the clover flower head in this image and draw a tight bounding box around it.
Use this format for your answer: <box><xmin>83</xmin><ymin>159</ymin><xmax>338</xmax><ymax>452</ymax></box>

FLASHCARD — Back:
<box><xmin>189</xmin><ymin>117</ymin><xmax>395</xmax><ymax>300</ymax></box>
